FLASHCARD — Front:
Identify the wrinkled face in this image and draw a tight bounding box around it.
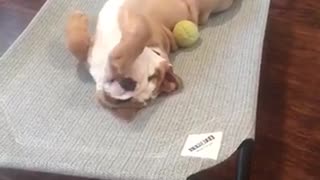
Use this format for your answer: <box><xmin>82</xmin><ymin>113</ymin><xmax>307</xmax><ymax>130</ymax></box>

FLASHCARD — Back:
<box><xmin>97</xmin><ymin>47</ymin><xmax>182</xmax><ymax>109</ymax></box>
<box><xmin>94</xmin><ymin>6</ymin><xmax>182</xmax><ymax>109</ymax></box>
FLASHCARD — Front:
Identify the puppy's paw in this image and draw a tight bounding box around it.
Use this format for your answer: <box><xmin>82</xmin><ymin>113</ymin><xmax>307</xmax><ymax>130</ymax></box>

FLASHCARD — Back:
<box><xmin>109</xmin><ymin>47</ymin><xmax>134</xmax><ymax>78</ymax></box>
<box><xmin>199</xmin><ymin>12</ymin><xmax>210</xmax><ymax>25</ymax></box>
<box><xmin>65</xmin><ymin>10</ymin><xmax>91</xmax><ymax>62</ymax></box>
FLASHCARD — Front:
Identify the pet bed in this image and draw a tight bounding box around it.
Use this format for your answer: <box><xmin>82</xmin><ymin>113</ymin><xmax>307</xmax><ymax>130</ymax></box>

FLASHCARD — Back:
<box><xmin>0</xmin><ymin>0</ymin><xmax>270</xmax><ymax>179</ymax></box>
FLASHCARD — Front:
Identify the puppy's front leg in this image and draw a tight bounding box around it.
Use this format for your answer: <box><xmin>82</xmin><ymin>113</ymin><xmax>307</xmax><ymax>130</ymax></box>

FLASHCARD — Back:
<box><xmin>110</xmin><ymin>9</ymin><xmax>151</xmax><ymax>78</ymax></box>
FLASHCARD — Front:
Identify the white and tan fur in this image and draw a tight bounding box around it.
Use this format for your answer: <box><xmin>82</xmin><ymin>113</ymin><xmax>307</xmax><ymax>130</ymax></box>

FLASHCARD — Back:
<box><xmin>65</xmin><ymin>0</ymin><xmax>233</xmax><ymax>109</ymax></box>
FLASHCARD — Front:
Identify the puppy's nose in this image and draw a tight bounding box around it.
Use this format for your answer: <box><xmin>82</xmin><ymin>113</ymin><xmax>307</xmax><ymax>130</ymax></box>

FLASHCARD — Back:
<box><xmin>119</xmin><ymin>78</ymin><xmax>137</xmax><ymax>91</ymax></box>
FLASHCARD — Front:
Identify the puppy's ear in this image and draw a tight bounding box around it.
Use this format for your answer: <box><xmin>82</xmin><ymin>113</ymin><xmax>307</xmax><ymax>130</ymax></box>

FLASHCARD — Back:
<box><xmin>160</xmin><ymin>65</ymin><xmax>183</xmax><ymax>93</ymax></box>
<box><xmin>110</xmin><ymin>9</ymin><xmax>151</xmax><ymax>76</ymax></box>
<box><xmin>65</xmin><ymin>11</ymin><xmax>92</xmax><ymax>62</ymax></box>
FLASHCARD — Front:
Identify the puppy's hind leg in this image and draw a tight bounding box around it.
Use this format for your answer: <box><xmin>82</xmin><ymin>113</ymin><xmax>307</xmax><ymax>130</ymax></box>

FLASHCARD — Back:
<box><xmin>65</xmin><ymin>10</ymin><xmax>92</xmax><ymax>62</ymax></box>
<box><xmin>199</xmin><ymin>12</ymin><xmax>211</xmax><ymax>25</ymax></box>
<box><xmin>214</xmin><ymin>0</ymin><xmax>234</xmax><ymax>13</ymax></box>
<box><xmin>185</xmin><ymin>0</ymin><xmax>200</xmax><ymax>24</ymax></box>
<box><xmin>199</xmin><ymin>0</ymin><xmax>234</xmax><ymax>25</ymax></box>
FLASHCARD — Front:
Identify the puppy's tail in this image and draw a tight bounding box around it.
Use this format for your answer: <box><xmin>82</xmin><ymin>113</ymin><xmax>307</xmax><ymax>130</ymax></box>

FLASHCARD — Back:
<box><xmin>65</xmin><ymin>10</ymin><xmax>91</xmax><ymax>62</ymax></box>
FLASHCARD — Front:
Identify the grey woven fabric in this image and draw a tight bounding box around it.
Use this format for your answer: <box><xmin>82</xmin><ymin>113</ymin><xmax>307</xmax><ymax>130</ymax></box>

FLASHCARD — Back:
<box><xmin>0</xmin><ymin>0</ymin><xmax>270</xmax><ymax>179</ymax></box>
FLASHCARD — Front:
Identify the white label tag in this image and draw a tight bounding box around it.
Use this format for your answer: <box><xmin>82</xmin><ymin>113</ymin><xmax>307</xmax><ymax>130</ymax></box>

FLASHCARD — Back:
<box><xmin>181</xmin><ymin>132</ymin><xmax>223</xmax><ymax>160</ymax></box>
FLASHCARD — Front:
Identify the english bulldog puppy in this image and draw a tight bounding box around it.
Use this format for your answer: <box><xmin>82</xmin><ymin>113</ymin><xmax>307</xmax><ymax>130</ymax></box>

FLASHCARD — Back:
<box><xmin>65</xmin><ymin>0</ymin><xmax>234</xmax><ymax>109</ymax></box>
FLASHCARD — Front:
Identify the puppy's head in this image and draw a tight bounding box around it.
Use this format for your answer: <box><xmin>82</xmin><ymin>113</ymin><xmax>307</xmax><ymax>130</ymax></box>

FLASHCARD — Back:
<box><xmin>99</xmin><ymin>46</ymin><xmax>182</xmax><ymax>109</ymax></box>
<box><xmin>95</xmin><ymin>8</ymin><xmax>182</xmax><ymax>109</ymax></box>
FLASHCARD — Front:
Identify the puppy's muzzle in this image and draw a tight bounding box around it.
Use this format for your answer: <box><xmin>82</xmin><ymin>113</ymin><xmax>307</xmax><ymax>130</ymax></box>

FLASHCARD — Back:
<box><xmin>96</xmin><ymin>90</ymin><xmax>145</xmax><ymax>109</ymax></box>
<box><xmin>118</xmin><ymin>77</ymin><xmax>137</xmax><ymax>91</ymax></box>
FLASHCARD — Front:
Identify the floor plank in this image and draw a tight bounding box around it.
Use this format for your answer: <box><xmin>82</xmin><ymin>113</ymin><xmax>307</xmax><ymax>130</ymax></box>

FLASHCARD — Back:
<box><xmin>251</xmin><ymin>0</ymin><xmax>320</xmax><ymax>179</ymax></box>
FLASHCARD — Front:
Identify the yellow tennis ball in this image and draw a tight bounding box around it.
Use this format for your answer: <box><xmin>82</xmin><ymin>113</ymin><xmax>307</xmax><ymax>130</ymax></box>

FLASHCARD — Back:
<box><xmin>173</xmin><ymin>20</ymin><xmax>200</xmax><ymax>48</ymax></box>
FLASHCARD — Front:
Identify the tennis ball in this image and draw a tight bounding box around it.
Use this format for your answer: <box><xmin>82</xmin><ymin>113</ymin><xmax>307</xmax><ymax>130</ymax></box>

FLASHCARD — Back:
<box><xmin>173</xmin><ymin>20</ymin><xmax>199</xmax><ymax>48</ymax></box>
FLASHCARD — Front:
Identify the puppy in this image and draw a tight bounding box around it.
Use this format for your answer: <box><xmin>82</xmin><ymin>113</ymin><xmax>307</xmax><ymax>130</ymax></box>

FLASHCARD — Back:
<box><xmin>65</xmin><ymin>0</ymin><xmax>233</xmax><ymax>109</ymax></box>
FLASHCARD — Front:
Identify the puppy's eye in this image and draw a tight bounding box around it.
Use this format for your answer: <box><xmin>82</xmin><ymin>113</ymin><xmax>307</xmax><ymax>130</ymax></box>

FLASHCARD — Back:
<box><xmin>148</xmin><ymin>73</ymin><xmax>157</xmax><ymax>81</ymax></box>
<box><xmin>152</xmin><ymin>50</ymin><xmax>161</xmax><ymax>56</ymax></box>
<box><xmin>148</xmin><ymin>69</ymin><xmax>161</xmax><ymax>82</ymax></box>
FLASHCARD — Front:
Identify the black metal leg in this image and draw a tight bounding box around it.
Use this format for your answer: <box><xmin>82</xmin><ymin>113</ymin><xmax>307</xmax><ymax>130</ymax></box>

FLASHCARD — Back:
<box><xmin>187</xmin><ymin>139</ymin><xmax>255</xmax><ymax>180</ymax></box>
<box><xmin>236</xmin><ymin>139</ymin><xmax>255</xmax><ymax>180</ymax></box>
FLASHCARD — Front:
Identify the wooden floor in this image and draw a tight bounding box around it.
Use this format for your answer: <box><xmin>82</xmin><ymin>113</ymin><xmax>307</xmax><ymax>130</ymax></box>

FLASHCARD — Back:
<box><xmin>0</xmin><ymin>0</ymin><xmax>319</xmax><ymax>179</ymax></box>
<box><xmin>0</xmin><ymin>0</ymin><xmax>46</xmax><ymax>53</ymax></box>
